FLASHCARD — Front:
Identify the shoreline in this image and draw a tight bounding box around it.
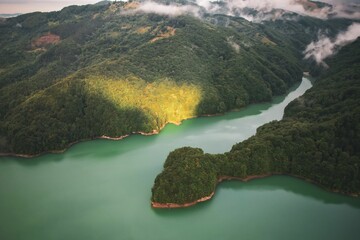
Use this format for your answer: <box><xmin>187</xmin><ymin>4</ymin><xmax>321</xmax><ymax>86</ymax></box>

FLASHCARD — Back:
<box><xmin>151</xmin><ymin>173</ymin><xmax>359</xmax><ymax>209</ymax></box>
<box><xmin>0</xmin><ymin>134</ymin><xmax>130</xmax><ymax>158</ymax></box>
<box><xmin>0</xmin><ymin>112</ymin><xmax>237</xmax><ymax>158</ymax></box>
<box><xmin>0</xmin><ymin>77</ymin><xmax>308</xmax><ymax>158</ymax></box>
<box><xmin>0</xmin><ymin>121</ymin><xmax>184</xmax><ymax>159</ymax></box>
<box><xmin>151</xmin><ymin>174</ymin><xmax>271</xmax><ymax>208</ymax></box>
<box><xmin>151</xmin><ymin>192</ymin><xmax>215</xmax><ymax>208</ymax></box>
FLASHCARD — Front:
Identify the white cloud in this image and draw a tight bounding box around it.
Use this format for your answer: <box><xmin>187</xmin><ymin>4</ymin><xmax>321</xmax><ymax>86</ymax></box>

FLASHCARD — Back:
<box><xmin>224</xmin><ymin>0</ymin><xmax>336</xmax><ymax>21</ymax></box>
<box><xmin>124</xmin><ymin>0</ymin><xmax>360</xmax><ymax>22</ymax></box>
<box><xmin>211</xmin><ymin>0</ymin><xmax>360</xmax><ymax>21</ymax></box>
<box><xmin>130</xmin><ymin>1</ymin><xmax>200</xmax><ymax>17</ymax></box>
<box><xmin>3</xmin><ymin>0</ymin><xmax>360</xmax><ymax>20</ymax></box>
<box><xmin>304</xmin><ymin>23</ymin><xmax>360</xmax><ymax>65</ymax></box>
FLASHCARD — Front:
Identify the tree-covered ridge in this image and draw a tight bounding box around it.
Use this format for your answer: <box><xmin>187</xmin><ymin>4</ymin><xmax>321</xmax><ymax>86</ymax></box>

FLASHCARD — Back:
<box><xmin>152</xmin><ymin>147</ymin><xmax>219</xmax><ymax>204</ymax></box>
<box><xmin>2</xmin><ymin>76</ymin><xmax>202</xmax><ymax>154</ymax></box>
<box><xmin>1</xmin><ymin>0</ymin><xmax>333</xmax><ymax>155</ymax></box>
<box><xmin>151</xmin><ymin>39</ymin><xmax>360</xmax><ymax>205</ymax></box>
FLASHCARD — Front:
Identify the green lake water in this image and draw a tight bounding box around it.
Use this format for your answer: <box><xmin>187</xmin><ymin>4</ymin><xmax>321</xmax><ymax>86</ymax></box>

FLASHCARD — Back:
<box><xmin>1</xmin><ymin>78</ymin><xmax>359</xmax><ymax>240</ymax></box>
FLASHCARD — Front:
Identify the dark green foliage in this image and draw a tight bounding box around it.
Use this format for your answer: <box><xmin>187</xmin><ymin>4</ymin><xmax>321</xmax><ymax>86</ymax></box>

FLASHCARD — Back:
<box><xmin>152</xmin><ymin>147</ymin><xmax>222</xmax><ymax>204</ymax></box>
<box><xmin>0</xmin><ymin>2</ymin><xmax>317</xmax><ymax>155</ymax></box>
<box><xmin>152</xmin><ymin>40</ymin><xmax>360</xmax><ymax>204</ymax></box>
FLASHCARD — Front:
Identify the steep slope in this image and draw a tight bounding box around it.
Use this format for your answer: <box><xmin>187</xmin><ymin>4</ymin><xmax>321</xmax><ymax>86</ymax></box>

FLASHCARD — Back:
<box><xmin>0</xmin><ymin>1</ymin><xmax>308</xmax><ymax>155</ymax></box>
<box><xmin>0</xmin><ymin>1</ymin><xmax>353</xmax><ymax>155</ymax></box>
<box><xmin>151</xmin><ymin>39</ymin><xmax>360</xmax><ymax>207</ymax></box>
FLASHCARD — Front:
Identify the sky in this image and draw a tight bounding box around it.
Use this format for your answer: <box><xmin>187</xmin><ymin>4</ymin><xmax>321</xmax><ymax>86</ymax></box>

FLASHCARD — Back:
<box><xmin>0</xmin><ymin>0</ymin><xmax>110</xmax><ymax>14</ymax></box>
<box><xmin>0</xmin><ymin>0</ymin><xmax>359</xmax><ymax>14</ymax></box>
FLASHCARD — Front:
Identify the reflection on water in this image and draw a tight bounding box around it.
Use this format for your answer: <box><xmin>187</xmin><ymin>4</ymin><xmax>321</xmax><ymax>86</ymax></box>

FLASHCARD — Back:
<box><xmin>216</xmin><ymin>176</ymin><xmax>360</xmax><ymax>209</ymax></box>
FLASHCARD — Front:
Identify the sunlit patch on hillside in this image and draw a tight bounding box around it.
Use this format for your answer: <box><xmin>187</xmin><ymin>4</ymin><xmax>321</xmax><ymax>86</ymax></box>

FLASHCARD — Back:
<box><xmin>261</xmin><ymin>37</ymin><xmax>277</xmax><ymax>46</ymax></box>
<box><xmin>150</xmin><ymin>26</ymin><xmax>176</xmax><ymax>43</ymax></box>
<box><xmin>136</xmin><ymin>26</ymin><xmax>151</xmax><ymax>34</ymax></box>
<box><xmin>123</xmin><ymin>1</ymin><xmax>140</xmax><ymax>10</ymax></box>
<box><xmin>85</xmin><ymin>76</ymin><xmax>202</xmax><ymax>129</ymax></box>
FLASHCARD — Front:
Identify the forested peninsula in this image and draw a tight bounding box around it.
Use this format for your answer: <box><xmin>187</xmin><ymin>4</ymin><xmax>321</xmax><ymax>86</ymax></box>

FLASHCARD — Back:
<box><xmin>151</xmin><ymin>39</ymin><xmax>360</xmax><ymax>208</ymax></box>
<box><xmin>1</xmin><ymin>1</ymin><xmax>354</xmax><ymax>156</ymax></box>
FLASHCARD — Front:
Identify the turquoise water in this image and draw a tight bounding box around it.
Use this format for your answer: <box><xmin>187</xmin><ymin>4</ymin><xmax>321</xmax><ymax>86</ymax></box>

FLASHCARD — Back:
<box><xmin>1</xmin><ymin>78</ymin><xmax>359</xmax><ymax>240</ymax></box>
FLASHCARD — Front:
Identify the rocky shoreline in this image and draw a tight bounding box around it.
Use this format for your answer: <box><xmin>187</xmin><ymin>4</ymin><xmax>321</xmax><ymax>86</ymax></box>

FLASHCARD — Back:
<box><xmin>0</xmin><ymin>121</ymin><xmax>183</xmax><ymax>158</ymax></box>
<box><xmin>0</xmin><ymin>113</ymin><xmax>232</xmax><ymax>158</ymax></box>
<box><xmin>151</xmin><ymin>174</ymin><xmax>272</xmax><ymax>209</ymax></box>
<box><xmin>0</xmin><ymin>78</ymin><xmax>307</xmax><ymax>158</ymax></box>
<box><xmin>151</xmin><ymin>192</ymin><xmax>215</xmax><ymax>208</ymax></box>
<box><xmin>151</xmin><ymin>173</ymin><xmax>359</xmax><ymax>209</ymax></box>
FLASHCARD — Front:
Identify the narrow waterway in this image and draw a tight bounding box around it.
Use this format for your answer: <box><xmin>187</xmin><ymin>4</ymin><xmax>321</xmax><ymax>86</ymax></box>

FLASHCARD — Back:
<box><xmin>1</xmin><ymin>78</ymin><xmax>359</xmax><ymax>240</ymax></box>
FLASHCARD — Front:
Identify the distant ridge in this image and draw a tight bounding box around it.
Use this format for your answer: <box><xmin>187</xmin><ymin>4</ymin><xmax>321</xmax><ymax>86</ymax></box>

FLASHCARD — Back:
<box><xmin>0</xmin><ymin>13</ymin><xmax>22</xmax><ymax>18</ymax></box>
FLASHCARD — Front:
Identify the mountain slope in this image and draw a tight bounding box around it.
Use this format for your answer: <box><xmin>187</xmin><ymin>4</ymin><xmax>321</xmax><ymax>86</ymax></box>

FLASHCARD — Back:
<box><xmin>0</xmin><ymin>1</ymin><xmax>353</xmax><ymax>155</ymax></box>
<box><xmin>151</xmin><ymin>39</ymin><xmax>360</xmax><ymax>206</ymax></box>
<box><xmin>0</xmin><ymin>2</ymin><xmax>303</xmax><ymax>155</ymax></box>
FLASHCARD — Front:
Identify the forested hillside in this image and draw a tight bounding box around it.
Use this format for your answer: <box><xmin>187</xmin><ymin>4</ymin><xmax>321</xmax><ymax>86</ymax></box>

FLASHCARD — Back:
<box><xmin>0</xmin><ymin>1</ymin><xmax>353</xmax><ymax>155</ymax></box>
<box><xmin>151</xmin><ymin>39</ymin><xmax>360</xmax><ymax>206</ymax></box>
<box><xmin>0</xmin><ymin>2</ymin><xmax>293</xmax><ymax>155</ymax></box>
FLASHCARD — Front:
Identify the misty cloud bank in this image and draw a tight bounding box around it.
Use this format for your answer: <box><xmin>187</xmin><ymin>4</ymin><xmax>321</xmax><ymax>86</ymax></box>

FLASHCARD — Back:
<box><xmin>132</xmin><ymin>1</ymin><xmax>200</xmax><ymax>17</ymax></box>
<box><xmin>304</xmin><ymin>23</ymin><xmax>360</xmax><ymax>65</ymax></box>
<box><xmin>225</xmin><ymin>0</ymin><xmax>331</xmax><ymax>20</ymax></box>
<box><xmin>124</xmin><ymin>0</ymin><xmax>360</xmax><ymax>22</ymax></box>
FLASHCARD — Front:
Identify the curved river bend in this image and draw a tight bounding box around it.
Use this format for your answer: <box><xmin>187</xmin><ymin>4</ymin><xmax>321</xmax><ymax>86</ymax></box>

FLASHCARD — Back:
<box><xmin>1</xmin><ymin>78</ymin><xmax>359</xmax><ymax>240</ymax></box>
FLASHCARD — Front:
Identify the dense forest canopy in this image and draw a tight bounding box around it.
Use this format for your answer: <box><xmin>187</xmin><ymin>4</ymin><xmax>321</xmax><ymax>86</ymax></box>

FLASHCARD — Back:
<box><xmin>151</xmin><ymin>39</ymin><xmax>360</xmax><ymax>205</ymax></box>
<box><xmin>0</xmin><ymin>0</ymin><xmax>356</xmax><ymax>156</ymax></box>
